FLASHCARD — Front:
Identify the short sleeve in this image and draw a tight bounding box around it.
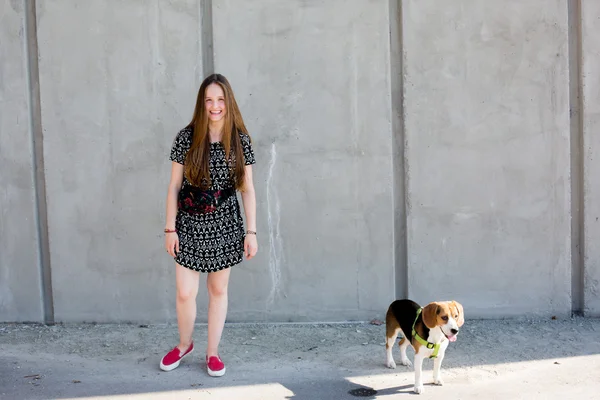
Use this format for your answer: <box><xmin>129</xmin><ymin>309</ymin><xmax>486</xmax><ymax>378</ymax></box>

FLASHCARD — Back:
<box><xmin>169</xmin><ymin>127</ymin><xmax>193</xmax><ymax>165</ymax></box>
<box><xmin>240</xmin><ymin>132</ymin><xmax>256</xmax><ymax>165</ymax></box>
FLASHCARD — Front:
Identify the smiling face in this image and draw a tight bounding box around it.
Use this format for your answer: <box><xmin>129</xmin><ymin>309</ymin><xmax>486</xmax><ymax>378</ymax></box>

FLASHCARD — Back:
<box><xmin>422</xmin><ymin>301</ymin><xmax>464</xmax><ymax>342</ymax></box>
<box><xmin>185</xmin><ymin>73</ymin><xmax>250</xmax><ymax>191</ymax></box>
<box><xmin>205</xmin><ymin>83</ymin><xmax>226</xmax><ymax>122</ymax></box>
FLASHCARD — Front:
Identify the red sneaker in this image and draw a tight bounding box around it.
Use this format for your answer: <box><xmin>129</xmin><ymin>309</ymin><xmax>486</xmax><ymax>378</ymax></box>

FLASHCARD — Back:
<box><xmin>159</xmin><ymin>342</ymin><xmax>194</xmax><ymax>371</ymax></box>
<box><xmin>206</xmin><ymin>355</ymin><xmax>226</xmax><ymax>377</ymax></box>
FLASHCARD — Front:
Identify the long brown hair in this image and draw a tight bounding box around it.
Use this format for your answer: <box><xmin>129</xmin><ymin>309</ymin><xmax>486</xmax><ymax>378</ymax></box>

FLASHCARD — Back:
<box><xmin>184</xmin><ymin>74</ymin><xmax>250</xmax><ymax>190</ymax></box>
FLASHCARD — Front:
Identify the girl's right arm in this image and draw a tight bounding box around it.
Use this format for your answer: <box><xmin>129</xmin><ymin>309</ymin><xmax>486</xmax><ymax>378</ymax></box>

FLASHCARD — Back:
<box><xmin>165</xmin><ymin>162</ymin><xmax>184</xmax><ymax>257</ymax></box>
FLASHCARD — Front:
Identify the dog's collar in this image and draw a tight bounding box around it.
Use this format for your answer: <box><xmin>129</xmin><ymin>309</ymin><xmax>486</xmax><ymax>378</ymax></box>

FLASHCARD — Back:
<box><xmin>412</xmin><ymin>308</ymin><xmax>440</xmax><ymax>359</ymax></box>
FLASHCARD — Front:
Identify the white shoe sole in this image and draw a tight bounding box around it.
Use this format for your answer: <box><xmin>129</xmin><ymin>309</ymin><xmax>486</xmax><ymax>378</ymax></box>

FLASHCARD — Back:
<box><xmin>207</xmin><ymin>365</ymin><xmax>226</xmax><ymax>377</ymax></box>
<box><xmin>159</xmin><ymin>348</ymin><xmax>193</xmax><ymax>371</ymax></box>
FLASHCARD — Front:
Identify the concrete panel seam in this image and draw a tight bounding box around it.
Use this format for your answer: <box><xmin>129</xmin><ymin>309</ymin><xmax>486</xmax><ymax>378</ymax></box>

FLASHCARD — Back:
<box><xmin>567</xmin><ymin>0</ymin><xmax>585</xmax><ymax>315</ymax></box>
<box><xmin>24</xmin><ymin>0</ymin><xmax>54</xmax><ymax>324</ymax></box>
<box><xmin>390</xmin><ymin>0</ymin><xmax>408</xmax><ymax>299</ymax></box>
<box><xmin>201</xmin><ymin>0</ymin><xmax>214</xmax><ymax>77</ymax></box>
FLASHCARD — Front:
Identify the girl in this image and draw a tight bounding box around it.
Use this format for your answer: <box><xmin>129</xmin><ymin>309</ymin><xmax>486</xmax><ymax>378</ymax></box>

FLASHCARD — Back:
<box><xmin>160</xmin><ymin>74</ymin><xmax>257</xmax><ymax>376</ymax></box>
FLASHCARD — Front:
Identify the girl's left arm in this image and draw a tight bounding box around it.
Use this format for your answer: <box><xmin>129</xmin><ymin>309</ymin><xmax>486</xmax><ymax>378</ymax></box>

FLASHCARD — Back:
<box><xmin>241</xmin><ymin>165</ymin><xmax>257</xmax><ymax>259</ymax></box>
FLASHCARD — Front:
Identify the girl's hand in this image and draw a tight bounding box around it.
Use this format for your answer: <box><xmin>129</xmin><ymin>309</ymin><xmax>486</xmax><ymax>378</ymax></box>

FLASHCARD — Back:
<box><xmin>244</xmin><ymin>234</ymin><xmax>258</xmax><ymax>260</ymax></box>
<box><xmin>165</xmin><ymin>232</ymin><xmax>179</xmax><ymax>257</ymax></box>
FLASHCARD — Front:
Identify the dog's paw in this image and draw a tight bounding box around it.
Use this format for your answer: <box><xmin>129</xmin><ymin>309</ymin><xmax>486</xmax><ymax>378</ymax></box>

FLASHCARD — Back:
<box><xmin>413</xmin><ymin>384</ymin><xmax>424</xmax><ymax>394</ymax></box>
<box><xmin>386</xmin><ymin>359</ymin><xmax>397</xmax><ymax>369</ymax></box>
<box><xmin>400</xmin><ymin>358</ymin><xmax>412</xmax><ymax>367</ymax></box>
<box><xmin>433</xmin><ymin>378</ymin><xmax>444</xmax><ymax>386</ymax></box>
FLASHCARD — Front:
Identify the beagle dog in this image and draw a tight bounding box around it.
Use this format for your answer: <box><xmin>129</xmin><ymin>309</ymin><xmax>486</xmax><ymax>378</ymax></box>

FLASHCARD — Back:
<box><xmin>385</xmin><ymin>299</ymin><xmax>464</xmax><ymax>394</ymax></box>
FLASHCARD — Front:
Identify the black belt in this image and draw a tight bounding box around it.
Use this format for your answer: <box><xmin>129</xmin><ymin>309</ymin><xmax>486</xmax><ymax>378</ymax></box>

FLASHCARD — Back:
<box><xmin>178</xmin><ymin>186</ymin><xmax>235</xmax><ymax>215</ymax></box>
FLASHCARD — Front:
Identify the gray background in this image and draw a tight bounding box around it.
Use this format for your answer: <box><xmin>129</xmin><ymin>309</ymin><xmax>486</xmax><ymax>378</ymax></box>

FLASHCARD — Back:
<box><xmin>1</xmin><ymin>0</ymin><xmax>598</xmax><ymax>323</ymax></box>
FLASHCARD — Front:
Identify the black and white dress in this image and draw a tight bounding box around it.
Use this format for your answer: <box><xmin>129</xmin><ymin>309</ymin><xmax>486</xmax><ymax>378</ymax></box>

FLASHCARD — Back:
<box><xmin>169</xmin><ymin>127</ymin><xmax>255</xmax><ymax>273</ymax></box>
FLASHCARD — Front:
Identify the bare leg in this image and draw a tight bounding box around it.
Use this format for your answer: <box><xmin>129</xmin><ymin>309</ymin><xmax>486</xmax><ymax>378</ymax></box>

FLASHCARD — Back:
<box><xmin>206</xmin><ymin>267</ymin><xmax>231</xmax><ymax>357</ymax></box>
<box><xmin>176</xmin><ymin>263</ymin><xmax>201</xmax><ymax>351</ymax></box>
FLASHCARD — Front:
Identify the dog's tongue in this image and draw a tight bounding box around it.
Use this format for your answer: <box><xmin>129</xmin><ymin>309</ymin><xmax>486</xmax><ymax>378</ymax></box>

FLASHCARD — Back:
<box><xmin>448</xmin><ymin>335</ymin><xmax>457</xmax><ymax>342</ymax></box>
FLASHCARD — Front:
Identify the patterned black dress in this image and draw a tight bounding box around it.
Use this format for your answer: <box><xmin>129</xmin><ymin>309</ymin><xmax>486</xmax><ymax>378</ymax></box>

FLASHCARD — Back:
<box><xmin>169</xmin><ymin>127</ymin><xmax>255</xmax><ymax>272</ymax></box>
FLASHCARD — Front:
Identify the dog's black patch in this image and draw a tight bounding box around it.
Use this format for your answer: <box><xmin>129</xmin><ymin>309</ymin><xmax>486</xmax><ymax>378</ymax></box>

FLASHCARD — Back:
<box><xmin>389</xmin><ymin>299</ymin><xmax>429</xmax><ymax>342</ymax></box>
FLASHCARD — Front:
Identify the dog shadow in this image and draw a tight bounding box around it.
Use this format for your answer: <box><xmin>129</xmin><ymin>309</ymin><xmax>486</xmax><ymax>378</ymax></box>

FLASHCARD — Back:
<box><xmin>283</xmin><ymin>381</ymin><xmax>438</xmax><ymax>399</ymax></box>
<box><xmin>373</xmin><ymin>382</ymin><xmax>439</xmax><ymax>396</ymax></box>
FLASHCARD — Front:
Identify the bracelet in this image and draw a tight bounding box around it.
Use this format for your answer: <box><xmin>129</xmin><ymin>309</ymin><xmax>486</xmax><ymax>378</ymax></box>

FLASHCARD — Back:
<box><xmin>246</xmin><ymin>230</ymin><xmax>256</xmax><ymax>235</ymax></box>
<box><xmin>164</xmin><ymin>228</ymin><xmax>176</xmax><ymax>233</ymax></box>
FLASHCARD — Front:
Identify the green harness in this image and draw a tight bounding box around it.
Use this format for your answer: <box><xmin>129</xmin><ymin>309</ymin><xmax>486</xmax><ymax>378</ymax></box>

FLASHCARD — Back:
<box><xmin>411</xmin><ymin>308</ymin><xmax>440</xmax><ymax>358</ymax></box>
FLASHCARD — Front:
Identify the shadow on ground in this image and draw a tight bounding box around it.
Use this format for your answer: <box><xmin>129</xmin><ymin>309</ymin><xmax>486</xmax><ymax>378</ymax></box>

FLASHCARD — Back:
<box><xmin>1</xmin><ymin>317</ymin><xmax>599</xmax><ymax>399</ymax></box>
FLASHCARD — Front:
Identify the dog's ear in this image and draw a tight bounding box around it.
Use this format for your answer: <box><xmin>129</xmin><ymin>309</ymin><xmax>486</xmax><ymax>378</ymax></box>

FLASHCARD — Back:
<box><xmin>422</xmin><ymin>302</ymin><xmax>440</xmax><ymax>329</ymax></box>
<box><xmin>452</xmin><ymin>301</ymin><xmax>464</xmax><ymax>327</ymax></box>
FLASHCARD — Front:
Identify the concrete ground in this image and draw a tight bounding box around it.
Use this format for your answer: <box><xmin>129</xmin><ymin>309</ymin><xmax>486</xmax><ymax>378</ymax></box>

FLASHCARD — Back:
<box><xmin>1</xmin><ymin>317</ymin><xmax>600</xmax><ymax>400</ymax></box>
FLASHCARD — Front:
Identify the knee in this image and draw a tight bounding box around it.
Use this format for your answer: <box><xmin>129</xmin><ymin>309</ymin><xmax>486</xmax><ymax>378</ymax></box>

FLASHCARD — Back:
<box><xmin>177</xmin><ymin>287</ymin><xmax>197</xmax><ymax>303</ymax></box>
<box><xmin>207</xmin><ymin>282</ymin><xmax>228</xmax><ymax>298</ymax></box>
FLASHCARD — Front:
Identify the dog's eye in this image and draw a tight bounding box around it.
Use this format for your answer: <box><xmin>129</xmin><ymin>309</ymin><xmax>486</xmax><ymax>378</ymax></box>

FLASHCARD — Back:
<box><xmin>441</xmin><ymin>316</ymin><xmax>448</xmax><ymax>321</ymax></box>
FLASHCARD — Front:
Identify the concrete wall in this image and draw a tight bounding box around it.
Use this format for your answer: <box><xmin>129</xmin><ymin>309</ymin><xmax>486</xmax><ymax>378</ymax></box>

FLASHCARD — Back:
<box><xmin>582</xmin><ymin>0</ymin><xmax>600</xmax><ymax>317</ymax></box>
<box><xmin>0</xmin><ymin>0</ymin><xmax>598</xmax><ymax>323</ymax></box>
<box><xmin>212</xmin><ymin>0</ymin><xmax>395</xmax><ymax>321</ymax></box>
<box><xmin>35</xmin><ymin>0</ymin><xmax>204</xmax><ymax>322</ymax></box>
<box><xmin>0</xmin><ymin>1</ymin><xmax>44</xmax><ymax>322</ymax></box>
<box><xmin>403</xmin><ymin>0</ymin><xmax>572</xmax><ymax>317</ymax></box>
